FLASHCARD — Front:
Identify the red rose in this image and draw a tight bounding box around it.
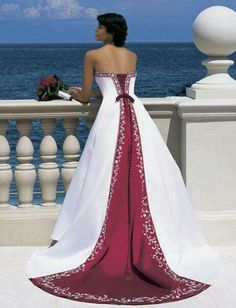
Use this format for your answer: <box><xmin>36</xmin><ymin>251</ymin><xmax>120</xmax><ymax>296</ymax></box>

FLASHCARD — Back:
<box><xmin>44</xmin><ymin>77</ymin><xmax>57</xmax><ymax>86</ymax></box>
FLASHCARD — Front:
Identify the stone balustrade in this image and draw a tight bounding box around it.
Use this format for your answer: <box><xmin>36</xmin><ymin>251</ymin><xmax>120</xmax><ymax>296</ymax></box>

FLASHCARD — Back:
<box><xmin>0</xmin><ymin>96</ymin><xmax>235</xmax><ymax>247</ymax></box>
<box><xmin>0</xmin><ymin>97</ymin><xmax>183</xmax><ymax>245</ymax></box>
<box><xmin>0</xmin><ymin>99</ymin><xmax>100</xmax><ymax>209</ymax></box>
<box><xmin>0</xmin><ymin>97</ymin><xmax>178</xmax><ymax>209</ymax></box>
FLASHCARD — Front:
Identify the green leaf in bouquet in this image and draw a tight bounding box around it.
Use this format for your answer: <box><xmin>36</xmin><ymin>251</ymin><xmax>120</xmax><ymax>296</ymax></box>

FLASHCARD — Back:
<box><xmin>54</xmin><ymin>74</ymin><xmax>63</xmax><ymax>85</ymax></box>
<box><xmin>41</xmin><ymin>92</ymin><xmax>48</xmax><ymax>99</ymax></box>
<box><xmin>47</xmin><ymin>86</ymin><xmax>54</xmax><ymax>96</ymax></box>
<box><xmin>56</xmin><ymin>83</ymin><xmax>60</xmax><ymax>93</ymax></box>
<box><xmin>63</xmin><ymin>84</ymin><xmax>69</xmax><ymax>90</ymax></box>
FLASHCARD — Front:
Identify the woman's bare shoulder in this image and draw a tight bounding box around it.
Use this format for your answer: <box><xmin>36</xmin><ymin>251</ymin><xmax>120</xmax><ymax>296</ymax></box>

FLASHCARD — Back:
<box><xmin>123</xmin><ymin>47</ymin><xmax>137</xmax><ymax>60</ymax></box>
<box><xmin>85</xmin><ymin>46</ymin><xmax>137</xmax><ymax>64</ymax></box>
<box><xmin>85</xmin><ymin>48</ymin><xmax>98</xmax><ymax>55</ymax></box>
<box><xmin>130</xmin><ymin>50</ymin><xmax>137</xmax><ymax>59</ymax></box>
<box><xmin>84</xmin><ymin>48</ymin><xmax>103</xmax><ymax>59</ymax></box>
<box><xmin>91</xmin><ymin>46</ymin><xmax>136</xmax><ymax>53</ymax></box>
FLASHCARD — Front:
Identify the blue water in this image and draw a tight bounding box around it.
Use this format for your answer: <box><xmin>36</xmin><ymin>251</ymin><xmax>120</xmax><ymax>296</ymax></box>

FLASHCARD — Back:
<box><xmin>1</xmin><ymin>43</ymin><xmax>236</xmax><ymax>205</ymax></box>
<box><xmin>2</xmin><ymin>42</ymin><xmax>236</xmax><ymax>99</ymax></box>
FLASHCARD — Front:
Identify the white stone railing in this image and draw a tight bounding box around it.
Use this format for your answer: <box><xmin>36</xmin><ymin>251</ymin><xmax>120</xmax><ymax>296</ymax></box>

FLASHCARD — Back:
<box><xmin>0</xmin><ymin>98</ymin><xmax>101</xmax><ymax>208</ymax></box>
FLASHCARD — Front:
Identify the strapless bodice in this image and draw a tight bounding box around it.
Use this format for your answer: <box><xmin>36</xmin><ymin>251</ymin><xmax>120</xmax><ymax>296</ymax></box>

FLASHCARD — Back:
<box><xmin>94</xmin><ymin>71</ymin><xmax>137</xmax><ymax>76</ymax></box>
<box><xmin>94</xmin><ymin>71</ymin><xmax>137</xmax><ymax>101</ymax></box>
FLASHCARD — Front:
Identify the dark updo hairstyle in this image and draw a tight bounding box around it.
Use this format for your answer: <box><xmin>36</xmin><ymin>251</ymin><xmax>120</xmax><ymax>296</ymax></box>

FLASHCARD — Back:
<box><xmin>97</xmin><ymin>13</ymin><xmax>128</xmax><ymax>47</ymax></box>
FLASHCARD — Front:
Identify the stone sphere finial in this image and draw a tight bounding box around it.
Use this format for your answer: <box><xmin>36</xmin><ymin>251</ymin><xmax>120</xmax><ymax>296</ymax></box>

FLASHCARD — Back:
<box><xmin>193</xmin><ymin>6</ymin><xmax>236</xmax><ymax>56</ymax></box>
<box><xmin>186</xmin><ymin>5</ymin><xmax>236</xmax><ymax>99</ymax></box>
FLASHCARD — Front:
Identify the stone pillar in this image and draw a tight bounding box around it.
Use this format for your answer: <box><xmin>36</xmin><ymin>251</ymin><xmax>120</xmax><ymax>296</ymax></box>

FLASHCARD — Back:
<box><xmin>178</xmin><ymin>6</ymin><xmax>236</xmax><ymax>245</ymax></box>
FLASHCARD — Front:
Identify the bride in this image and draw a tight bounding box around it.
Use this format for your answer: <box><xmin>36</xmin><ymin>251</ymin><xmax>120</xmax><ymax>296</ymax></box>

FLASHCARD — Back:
<box><xmin>25</xmin><ymin>12</ymin><xmax>223</xmax><ymax>305</ymax></box>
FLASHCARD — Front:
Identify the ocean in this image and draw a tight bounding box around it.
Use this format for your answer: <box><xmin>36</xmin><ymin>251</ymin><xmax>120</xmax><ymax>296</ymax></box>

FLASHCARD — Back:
<box><xmin>1</xmin><ymin>42</ymin><xmax>235</xmax><ymax>205</ymax></box>
<box><xmin>3</xmin><ymin>42</ymin><xmax>236</xmax><ymax>100</ymax></box>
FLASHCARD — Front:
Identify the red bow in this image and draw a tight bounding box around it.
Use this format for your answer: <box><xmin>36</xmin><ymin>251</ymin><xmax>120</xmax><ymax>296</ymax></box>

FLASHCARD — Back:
<box><xmin>115</xmin><ymin>93</ymin><xmax>135</xmax><ymax>103</ymax></box>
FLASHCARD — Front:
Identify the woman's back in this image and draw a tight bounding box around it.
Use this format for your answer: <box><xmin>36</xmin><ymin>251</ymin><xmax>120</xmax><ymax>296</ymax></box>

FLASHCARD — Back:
<box><xmin>93</xmin><ymin>45</ymin><xmax>137</xmax><ymax>73</ymax></box>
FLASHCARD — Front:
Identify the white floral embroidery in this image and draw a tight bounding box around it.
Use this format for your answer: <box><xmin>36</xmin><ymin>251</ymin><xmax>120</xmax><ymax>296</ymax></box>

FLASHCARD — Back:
<box><xmin>94</xmin><ymin>71</ymin><xmax>137</xmax><ymax>78</ymax></box>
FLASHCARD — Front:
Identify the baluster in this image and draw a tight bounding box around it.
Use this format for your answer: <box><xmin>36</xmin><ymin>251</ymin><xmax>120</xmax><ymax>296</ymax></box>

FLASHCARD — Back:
<box><xmin>16</xmin><ymin>119</ymin><xmax>32</xmax><ymax>137</ymax></box>
<box><xmin>0</xmin><ymin>135</ymin><xmax>13</xmax><ymax>208</ymax></box>
<box><xmin>61</xmin><ymin>118</ymin><xmax>80</xmax><ymax>192</ymax></box>
<box><xmin>0</xmin><ymin>119</ymin><xmax>9</xmax><ymax>136</ymax></box>
<box><xmin>15</xmin><ymin>135</ymin><xmax>36</xmax><ymax>208</ymax></box>
<box><xmin>39</xmin><ymin>118</ymin><xmax>60</xmax><ymax>206</ymax></box>
<box><xmin>63</xmin><ymin>117</ymin><xmax>78</xmax><ymax>135</ymax></box>
<box><xmin>40</xmin><ymin>118</ymin><xmax>56</xmax><ymax>135</ymax></box>
<box><xmin>61</xmin><ymin>136</ymin><xmax>80</xmax><ymax>192</ymax></box>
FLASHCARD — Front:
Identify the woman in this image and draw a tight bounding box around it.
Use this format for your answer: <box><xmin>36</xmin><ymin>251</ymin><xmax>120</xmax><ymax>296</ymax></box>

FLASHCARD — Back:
<box><xmin>25</xmin><ymin>13</ymin><xmax>223</xmax><ymax>305</ymax></box>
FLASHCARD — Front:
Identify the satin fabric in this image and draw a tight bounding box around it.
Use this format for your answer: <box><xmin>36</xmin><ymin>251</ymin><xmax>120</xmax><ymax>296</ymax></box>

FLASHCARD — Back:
<box><xmin>25</xmin><ymin>71</ymin><xmax>223</xmax><ymax>305</ymax></box>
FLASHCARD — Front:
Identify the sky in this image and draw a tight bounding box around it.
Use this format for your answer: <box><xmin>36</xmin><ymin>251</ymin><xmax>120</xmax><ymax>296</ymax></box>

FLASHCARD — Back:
<box><xmin>0</xmin><ymin>0</ymin><xmax>236</xmax><ymax>43</ymax></box>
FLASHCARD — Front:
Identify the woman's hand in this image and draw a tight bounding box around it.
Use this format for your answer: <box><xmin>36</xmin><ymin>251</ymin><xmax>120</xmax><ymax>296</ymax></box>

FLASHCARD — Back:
<box><xmin>66</xmin><ymin>87</ymin><xmax>90</xmax><ymax>104</ymax></box>
<box><xmin>67</xmin><ymin>86</ymin><xmax>82</xmax><ymax>96</ymax></box>
<box><xmin>91</xmin><ymin>87</ymin><xmax>103</xmax><ymax>98</ymax></box>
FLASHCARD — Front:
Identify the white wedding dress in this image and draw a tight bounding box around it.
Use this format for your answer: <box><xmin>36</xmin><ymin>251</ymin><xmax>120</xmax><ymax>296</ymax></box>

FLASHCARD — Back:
<box><xmin>25</xmin><ymin>71</ymin><xmax>223</xmax><ymax>305</ymax></box>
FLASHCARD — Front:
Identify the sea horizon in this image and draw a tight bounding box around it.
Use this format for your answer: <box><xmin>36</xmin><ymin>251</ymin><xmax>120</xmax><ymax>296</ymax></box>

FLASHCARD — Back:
<box><xmin>1</xmin><ymin>41</ymin><xmax>226</xmax><ymax>101</ymax></box>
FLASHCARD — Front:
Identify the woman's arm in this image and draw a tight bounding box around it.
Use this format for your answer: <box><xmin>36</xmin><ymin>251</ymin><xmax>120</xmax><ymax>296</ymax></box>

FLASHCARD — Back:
<box><xmin>91</xmin><ymin>87</ymin><xmax>103</xmax><ymax>98</ymax></box>
<box><xmin>68</xmin><ymin>86</ymin><xmax>102</xmax><ymax>99</ymax></box>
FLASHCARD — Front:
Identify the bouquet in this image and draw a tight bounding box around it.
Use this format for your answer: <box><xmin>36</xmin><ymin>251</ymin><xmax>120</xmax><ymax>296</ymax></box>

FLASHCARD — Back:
<box><xmin>36</xmin><ymin>74</ymin><xmax>73</xmax><ymax>101</ymax></box>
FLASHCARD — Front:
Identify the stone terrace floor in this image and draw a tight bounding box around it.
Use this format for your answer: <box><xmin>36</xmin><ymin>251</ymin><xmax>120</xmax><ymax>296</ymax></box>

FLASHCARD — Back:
<box><xmin>0</xmin><ymin>246</ymin><xmax>235</xmax><ymax>308</ymax></box>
